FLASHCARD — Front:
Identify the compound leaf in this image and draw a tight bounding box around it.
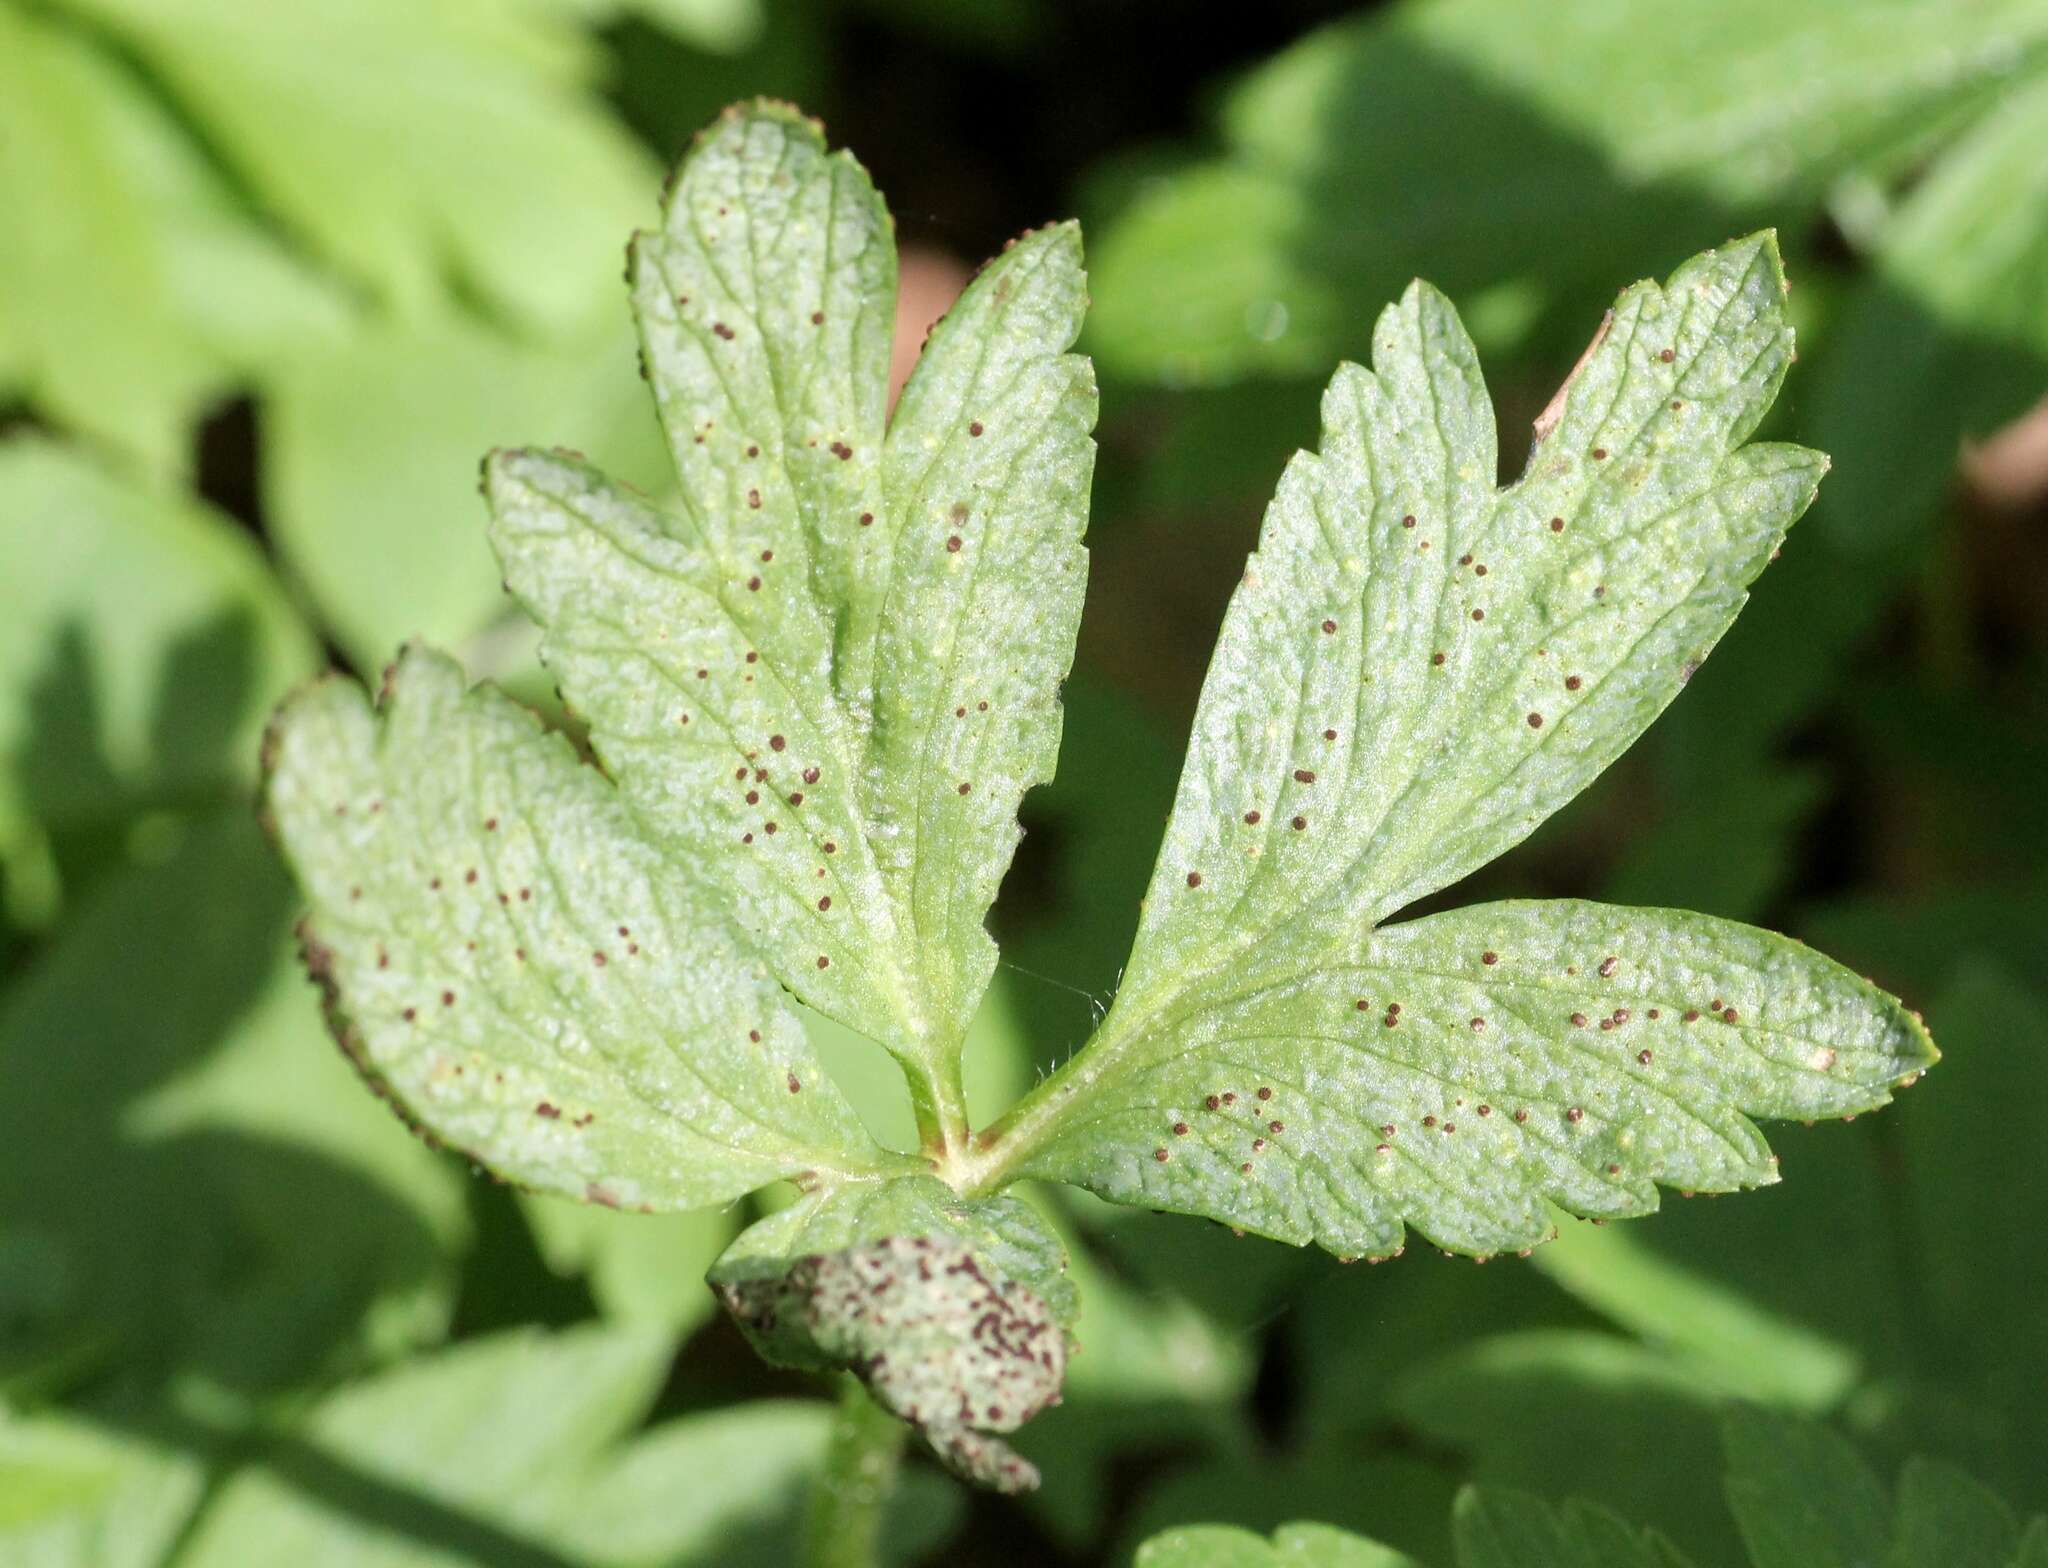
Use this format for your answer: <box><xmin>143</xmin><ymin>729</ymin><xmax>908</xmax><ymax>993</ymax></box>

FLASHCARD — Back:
<box><xmin>486</xmin><ymin>101</ymin><xmax>1096</xmax><ymax>1116</ymax></box>
<box><xmin>984</xmin><ymin>237</ymin><xmax>1934</xmax><ymax>1256</ymax></box>
<box><xmin>263</xmin><ymin>642</ymin><xmax>903</xmax><ymax>1211</ymax></box>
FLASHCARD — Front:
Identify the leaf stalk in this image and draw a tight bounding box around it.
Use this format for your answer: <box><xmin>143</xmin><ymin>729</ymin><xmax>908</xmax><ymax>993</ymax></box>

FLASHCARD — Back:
<box><xmin>803</xmin><ymin>1375</ymin><xmax>908</xmax><ymax>1568</ymax></box>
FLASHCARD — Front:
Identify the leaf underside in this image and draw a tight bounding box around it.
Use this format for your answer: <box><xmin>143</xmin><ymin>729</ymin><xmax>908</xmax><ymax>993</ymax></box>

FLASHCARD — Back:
<box><xmin>265</xmin><ymin>644</ymin><xmax>889</xmax><ymax>1210</ymax></box>
<box><xmin>486</xmin><ymin>101</ymin><xmax>1096</xmax><ymax>1080</ymax></box>
<box><xmin>1010</xmin><ymin>233</ymin><xmax>1935</xmax><ymax>1257</ymax></box>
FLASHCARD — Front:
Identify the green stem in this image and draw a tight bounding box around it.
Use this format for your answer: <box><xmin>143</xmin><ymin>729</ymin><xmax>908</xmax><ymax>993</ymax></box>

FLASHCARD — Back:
<box><xmin>803</xmin><ymin>1376</ymin><xmax>907</xmax><ymax>1568</ymax></box>
<box><xmin>908</xmin><ymin>1051</ymin><xmax>973</xmax><ymax>1165</ymax></box>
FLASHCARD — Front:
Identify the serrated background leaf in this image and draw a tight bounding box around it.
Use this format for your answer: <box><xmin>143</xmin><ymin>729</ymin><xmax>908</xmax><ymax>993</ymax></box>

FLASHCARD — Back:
<box><xmin>265</xmin><ymin>317</ymin><xmax>667</xmax><ymax>673</ymax></box>
<box><xmin>1809</xmin><ymin>72</ymin><xmax>2048</xmax><ymax>557</ymax></box>
<box><xmin>0</xmin><ymin>9</ymin><xmax>209</xmax><ymax>477</ymax></box>
<box><xmin>49</xmin><ymin>0</ymin><xmax>654</xmax><ymax>336</ymax></box>
<box><xmin>1132</xmin><ymin>1419</ymin><xmax>2048</xmax><ymax>1568</ymax></box>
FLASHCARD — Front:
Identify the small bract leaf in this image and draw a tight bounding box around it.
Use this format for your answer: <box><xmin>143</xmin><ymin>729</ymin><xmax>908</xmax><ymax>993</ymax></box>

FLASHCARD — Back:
<box><xmin>263</xmin><ymin>642</ymin><xmax>902</xmax><ymax>1210</ymax></box>
<box><xmin>711</xmin><ymin>1175</ymin><xmax>1073</xmax><ymax>1493</ymax></box>
<box><xmin>485</xmin><ymin>102</ymin><xmax>1096</xmax><ymax>1145</ymax></box>
<box><xmin>973</xmin><ymin>237</ymin><xmax>1936</xmax><ymax>1257</ymax></box>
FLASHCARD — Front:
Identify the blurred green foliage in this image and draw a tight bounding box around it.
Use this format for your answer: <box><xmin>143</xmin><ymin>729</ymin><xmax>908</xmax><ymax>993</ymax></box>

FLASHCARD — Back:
<box><xmin>1</xmin><ymin>0</ymin><xmax>2044</xmax><ymax>1562</ymax></box>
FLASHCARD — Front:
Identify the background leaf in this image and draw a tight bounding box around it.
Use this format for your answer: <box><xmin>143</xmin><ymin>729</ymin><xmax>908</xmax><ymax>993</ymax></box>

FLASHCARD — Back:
<box><xmin>1084</xmin><ymin>0</ymin><xmax>2048</xmax><ymax>383</ymax></box>
<box><xmin>0</xmin><ymin>437</ymin><xmax>316</xmax><ymax>924</ymax></box>
<box><xmin>0</xmin><ymin>808</ymin><xmax>466</xmax><ymax>1394</ymax></box>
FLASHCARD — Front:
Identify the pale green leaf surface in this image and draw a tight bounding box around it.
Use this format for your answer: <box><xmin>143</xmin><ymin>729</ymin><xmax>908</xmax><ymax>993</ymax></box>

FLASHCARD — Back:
<box><xmin>1128</xmin><ymin>236</ymin><xmax>1817</xmax><ymax>958</ymax></box>
<box><xmin>712</xmin><ymin>1175</ymin><xmax>1072</xmax><ymax>1492</ymax></box>
<box><xmin>487</xmin><ymin>103</ymin><xmax>1097</xmax><ymax>1086</ymax></box>
<box><xmin>1018</xmin><ymin>899</ymin><xmax>1929</xmax><ymax>1257</ymax></box>
<box><xmin>712</xmin><ymin>1174</ymin><xmax>1075</xmax><ymax>1329</ymax></box>
<box><xmin>263</xmin><ymin>643</ymin><xmax>898</xmax><ymax>1211</ymax></box>
<box><xmin>997</xmin><ymin>240</ymin><xmax>1929</xmax><ymax>1256</ymax></box>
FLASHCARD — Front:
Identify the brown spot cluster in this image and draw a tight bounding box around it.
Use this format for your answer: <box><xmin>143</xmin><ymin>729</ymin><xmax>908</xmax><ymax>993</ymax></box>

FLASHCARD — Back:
<box><xmin>716</xmin><ymin>1235</ymin><xmax>1062</xmax><ymax>1496</ymax></box>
